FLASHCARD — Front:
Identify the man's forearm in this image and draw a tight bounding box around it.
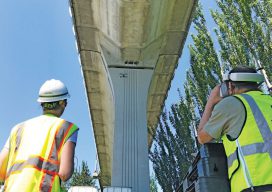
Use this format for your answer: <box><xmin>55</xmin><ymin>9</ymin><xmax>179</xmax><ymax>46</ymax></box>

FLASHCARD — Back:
<box><xmin>197</xmin><ymin>85</ymin><xmax>222</xmax><ymax>144</ymax></box>
<box><xmin>59</xmin><ymin>141</ymin><xmax>75</xmax><ymax>182</ymax></box>
<box><xmin>197</xmin><ymin>102</ymin><xmax>215</xmax><ymax>144</ymax></box>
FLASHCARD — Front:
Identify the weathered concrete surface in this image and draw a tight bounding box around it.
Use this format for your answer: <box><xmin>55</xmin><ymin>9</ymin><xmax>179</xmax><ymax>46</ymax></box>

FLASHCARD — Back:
<box><xmin>70</xmin><ymin>0</ymin><xmax>197</xmax><ymax>188</ymax></box>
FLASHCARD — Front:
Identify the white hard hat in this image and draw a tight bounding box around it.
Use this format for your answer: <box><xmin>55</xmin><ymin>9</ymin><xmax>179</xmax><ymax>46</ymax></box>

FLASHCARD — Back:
<box><xmin>222</xmin><ymin>72</ymin><xmax>264</xmax><ymax>82</ymax></box>
<box><xmin>37</xmin><ymin>79</ymin><xmax>70</xmax><ymax>103</ymax></box>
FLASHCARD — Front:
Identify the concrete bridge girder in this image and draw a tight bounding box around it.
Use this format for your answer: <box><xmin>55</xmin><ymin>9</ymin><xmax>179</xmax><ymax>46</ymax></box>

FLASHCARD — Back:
<box><xmin>70</xmin><ymin>0</ymin><xmax>197</xmax><ymax>189</ymax></box>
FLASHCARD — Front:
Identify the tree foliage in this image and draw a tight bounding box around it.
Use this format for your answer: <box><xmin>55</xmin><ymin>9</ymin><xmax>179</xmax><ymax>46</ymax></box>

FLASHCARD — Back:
<box><xmin>149</xmin><ymin>96</ymin><xmax>197</xmax><ymax>191</ymax></box>
<box><xmin>70</xmin><ymin>161</ymin><xmax>95</xmax><ymax>187</ymax></box>
<box><xmin>150</xmin><ymin>173</ymin><xmax>158</xmax><ymax>192</ymax></box>
<box><xmin>211</xmin><ymin>0</ymin><xmax>272</xmax><ymax>77</ymax></box>
<box><xmin>150</xmin><ymin>0</ymin><xmax>272</xmax><ymax>191</ymax></box>
<box><xmin>62</xmin><ymin>161</ymin><xmax>95</xmax><ymax>191</ymax></box>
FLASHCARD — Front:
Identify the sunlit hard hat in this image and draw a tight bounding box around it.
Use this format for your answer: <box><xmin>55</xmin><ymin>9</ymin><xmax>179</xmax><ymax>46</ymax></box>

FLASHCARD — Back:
<box><xmin>37</xmin><ymin>79</ymin><xmax>70</xmax><ymax>103</ymax></box>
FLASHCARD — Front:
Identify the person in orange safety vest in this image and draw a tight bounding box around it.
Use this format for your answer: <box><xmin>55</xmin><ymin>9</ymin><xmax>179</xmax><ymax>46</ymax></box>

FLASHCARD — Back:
<box><xmin>0</xmin><ymin>79</ymin><xmax>79</xmax><ymax>192</ymax></box>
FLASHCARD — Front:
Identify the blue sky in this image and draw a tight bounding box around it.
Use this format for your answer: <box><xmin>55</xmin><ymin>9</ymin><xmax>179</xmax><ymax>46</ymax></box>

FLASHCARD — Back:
<box><xmin>0</xmin><ymin>0</ymin><xmax>217</xmax><ymax>181</ymax></box>
<box><xmin>166</xmin><ymin>0</ymin><xmax>217</xmax><ymax>106</ymax></box>
<box><xmin>0</xmin><ymin>0</ymin><xmax>96</xmax><ymax>172</ymax></box>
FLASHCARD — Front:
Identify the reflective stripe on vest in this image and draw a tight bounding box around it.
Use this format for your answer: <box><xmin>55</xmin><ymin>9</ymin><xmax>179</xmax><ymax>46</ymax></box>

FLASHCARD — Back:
<box><xmin>14</xmin><ymin>125</ymin><xmax>24</xmax><ymax>152</ymax></box>
<box><xmin>227</xmin><ymin>94</ymin><xmax>272</xmax><ymax>168</ymax></box>
<box><xmin>48</xmin><ymin>121</ymin><xmax>73</xmax><ymax>162</ymax></box>
<box><xmin>5</xmin><ymin>116</ymin><xmax>77</xmax><ymax>192</ymax></box>
<box><xmin>7</xmin><ymin>156</ymin><xmax>59</xmax><ymax>191</ymax></box>
<box><xmin>222</xmin><ymin>92</ymin><xmax>272</xmax><ymax>192</ymax></box>
<box><xmin>6</xmin><ymin>156</ymin><xmax>58</xmax><ymax>177</ymax></box>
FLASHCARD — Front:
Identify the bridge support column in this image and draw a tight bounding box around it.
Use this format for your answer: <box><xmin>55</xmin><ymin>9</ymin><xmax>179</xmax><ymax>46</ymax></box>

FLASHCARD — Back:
<box><xmin>109</xmin><ymin>68</ymin><xmax>152</xmax><ymax>192</ymax></box>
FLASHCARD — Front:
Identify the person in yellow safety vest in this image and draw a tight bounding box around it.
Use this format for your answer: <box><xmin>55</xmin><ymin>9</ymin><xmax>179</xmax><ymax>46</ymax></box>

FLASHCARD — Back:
<box><xmin>197</xmin><ymin>66</ymin><xmax>272</xmax><ymax>192</ymax></box>
<box><xmin>0</xmin><ymin>79</ymin><xmax>79</xmax><ymax>192</ymax></box>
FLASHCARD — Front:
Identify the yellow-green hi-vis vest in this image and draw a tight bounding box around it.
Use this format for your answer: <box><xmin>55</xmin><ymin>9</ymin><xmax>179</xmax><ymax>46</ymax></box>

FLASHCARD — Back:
<box><xmin>222</xmin><ymin>91</ymin><xmax>272</xmax><ymax>192</ymax></box>
<box><xmin>4</xmin><ymin>115</ymin><xmax>78</xmax><ymax>192</ymax></box>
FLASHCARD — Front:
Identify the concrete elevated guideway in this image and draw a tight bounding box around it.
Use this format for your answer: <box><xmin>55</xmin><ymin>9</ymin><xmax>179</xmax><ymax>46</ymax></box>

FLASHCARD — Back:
<box><xmin>69</xmin><ymin>0</ymin><xmax>197</xmax><ymax>191</ymax></box>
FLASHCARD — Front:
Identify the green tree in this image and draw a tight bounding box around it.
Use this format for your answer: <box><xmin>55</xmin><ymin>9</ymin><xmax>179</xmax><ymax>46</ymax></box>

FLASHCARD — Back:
<box><xmin>62</xmin><ymin>161</ymin><xmax>95</xmax><ymax>191</ymax></box>
<box><xmin>187</xmin><ymin>3</ymin><xmax>222</xmax><ymax>117</ymax></box>
<box><xmin>211</xmin><ymin>0</ymin><xmax>272</xmax><ymax>79</ymax></box>
<box><xmin>70</xmin><ymin>161</ymin><xmax>95</xmax><ymax>186</ymax></box>
<box><xmin>150</xmin><ymin>173</ymin><xmax>158</xmax><ymax>192</ymax></box>
<box><xmin>149</xmin><ymin>94</ymin><xmax>197</xmax><ymax>191</ymax></box>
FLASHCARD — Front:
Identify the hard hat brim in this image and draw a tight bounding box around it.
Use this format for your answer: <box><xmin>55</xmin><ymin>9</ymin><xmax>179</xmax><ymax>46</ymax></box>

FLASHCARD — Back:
<box><xmin>37</xmin><ymin>93</ymin><xmax>70</xmax><ymax>103</ymax></box>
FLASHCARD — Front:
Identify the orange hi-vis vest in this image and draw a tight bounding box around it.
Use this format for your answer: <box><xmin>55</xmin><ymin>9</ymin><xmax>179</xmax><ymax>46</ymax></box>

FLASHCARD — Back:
<box><xmin>4</xmin><ymin>114</ymin><xmax>78</xmax><ymax>192</ymax></box>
